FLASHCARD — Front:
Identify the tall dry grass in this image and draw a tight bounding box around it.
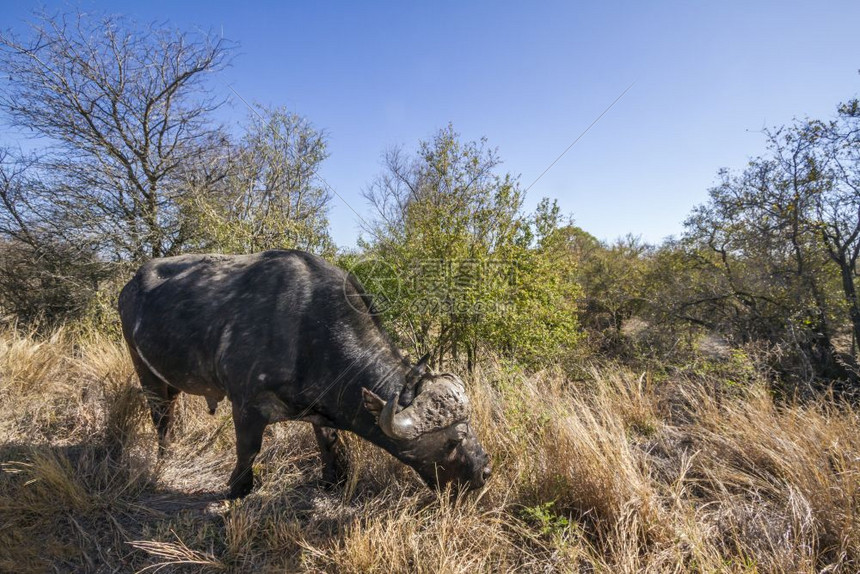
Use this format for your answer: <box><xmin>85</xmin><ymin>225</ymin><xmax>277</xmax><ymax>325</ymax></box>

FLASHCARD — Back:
<box><xmin>0</xmin><ymin>328</ymin><xmax>857</xmax><ymax>572</ymax></box>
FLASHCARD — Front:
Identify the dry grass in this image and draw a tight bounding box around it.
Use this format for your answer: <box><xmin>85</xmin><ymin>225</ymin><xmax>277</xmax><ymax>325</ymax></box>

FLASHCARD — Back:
<box><xmin>0</xmin><ymin>329</ymin><xmax>858</xmax><ymax>572</ymax></box>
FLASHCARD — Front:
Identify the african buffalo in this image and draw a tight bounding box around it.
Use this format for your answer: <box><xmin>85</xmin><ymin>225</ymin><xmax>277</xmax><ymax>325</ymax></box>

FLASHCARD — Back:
<box><xmin>118</xmin><ymin>250</ymin><xmax>491</xmax><ymax>498</ymax></box>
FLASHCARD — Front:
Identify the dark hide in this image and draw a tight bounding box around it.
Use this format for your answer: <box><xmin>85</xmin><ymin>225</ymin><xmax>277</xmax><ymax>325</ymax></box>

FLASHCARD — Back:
<box><xmin>118</xmin><ymin>250</ymin><xmax>491</xmax><ymax>498</ymax></box>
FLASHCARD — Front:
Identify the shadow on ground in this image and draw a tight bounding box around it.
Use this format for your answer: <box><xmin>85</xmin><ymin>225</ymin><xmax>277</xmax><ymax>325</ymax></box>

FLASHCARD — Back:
<box><xmin>0</xmin><ymin>439</ymin><xmax>358</xmax><ymax>573</ymax></box>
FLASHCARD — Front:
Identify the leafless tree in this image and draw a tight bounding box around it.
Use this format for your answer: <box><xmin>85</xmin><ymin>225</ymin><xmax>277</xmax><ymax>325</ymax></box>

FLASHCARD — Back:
<box><xmin>196</xmin><ymin>105</ymin><xmax>333</xmax><ymax>254</ymax></box>
<box><xmin>0</xmin><ymin>147</ymin><xmax>108</xmax><ymax>325</ymax></box>
<box><xmin>0</xmin><ymin>10</ymin><xmax>234</xmax><ymax>261</ymax></box>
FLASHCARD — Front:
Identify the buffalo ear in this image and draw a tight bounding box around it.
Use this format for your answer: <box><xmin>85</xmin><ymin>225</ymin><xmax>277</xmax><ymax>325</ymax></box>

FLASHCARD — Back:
<box><xmin>414</xmin><ymin>352</ymin><xmax>430</xmax><ymax>373</ymax></box>
<box><xmin>405</xmin><ymin>353</ymin><xmax>431</xmax><ymax>388</ymax></box>
<box><xmin>401</xmin><ymin>353</ymin><xmax>430</xmax><ymax>405</ymax></box>
<box><xmin>362</xmin><ymin>387</ymin><xmax>386</xmax><ymax>419</ymax></box>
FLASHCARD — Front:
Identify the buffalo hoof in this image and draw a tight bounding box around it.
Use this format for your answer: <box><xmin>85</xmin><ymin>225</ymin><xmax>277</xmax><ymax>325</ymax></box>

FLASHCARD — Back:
<box><xmin>227</xmin><ymin>470</ymin><xmax>255</xmax><ymax>499</ymax></box>
<box><xmin>227</xmin><ymin>481</ymin><xmax>253</xmax><ymax>499</ymax></box>
<box><xmin>320</xmin><ymin>462</ymin><xmax>348</xmax><ymax>489</ymax></box>
<box><xmin>320</xmin><ymin>472</ymin><xmax>346</xmax><ymax>490</ymax></box>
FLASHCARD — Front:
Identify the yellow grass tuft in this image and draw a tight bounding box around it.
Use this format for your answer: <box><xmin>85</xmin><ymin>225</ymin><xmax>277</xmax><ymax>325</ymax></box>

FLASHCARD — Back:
<box><xmin>0</xmin><ymin>328</ymin><xmax>857</xmax><ymax>572</ymax></box>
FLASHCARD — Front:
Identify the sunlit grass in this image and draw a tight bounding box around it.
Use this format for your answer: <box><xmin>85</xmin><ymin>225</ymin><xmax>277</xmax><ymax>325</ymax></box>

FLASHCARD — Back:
<box><xmin>0</xmin><ymin>328</ymin><xmax>857</xmax><ymax>572</ymax></box>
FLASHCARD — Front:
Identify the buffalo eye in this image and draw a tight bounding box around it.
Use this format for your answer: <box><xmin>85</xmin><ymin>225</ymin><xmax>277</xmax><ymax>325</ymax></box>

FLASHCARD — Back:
<box><xmin>446</xmin><ymin>437</ymin><xmax>462</xmax><ymax>450</ymax></box>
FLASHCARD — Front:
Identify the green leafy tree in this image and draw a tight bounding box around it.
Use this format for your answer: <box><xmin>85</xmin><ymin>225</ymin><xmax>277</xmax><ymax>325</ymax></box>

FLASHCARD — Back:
<box><xmin>360</xmin><ymin>126</ymin><xmax>580</xmax><ymax>367</ymax></box>
<box><xmin>570</xmin><ymin>232</ymin><xmax>652</xmax><ymax>352</ymax></box>
<box><xmin>674</xmin><ymin>99</ymin><xmax>860</xmax><ymax>384</ymax></box>
<box><xmin>483</xmin><ymin>205</ymin><xmax>581</xmax><ymax>365</ymax></box>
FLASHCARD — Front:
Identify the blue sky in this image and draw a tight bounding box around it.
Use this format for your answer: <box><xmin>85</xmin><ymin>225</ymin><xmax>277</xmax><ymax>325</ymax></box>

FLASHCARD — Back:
<box><xmin>3</xmin><ymin>1</ymin><xmax>859</xmax><ymax>248</ymax></box>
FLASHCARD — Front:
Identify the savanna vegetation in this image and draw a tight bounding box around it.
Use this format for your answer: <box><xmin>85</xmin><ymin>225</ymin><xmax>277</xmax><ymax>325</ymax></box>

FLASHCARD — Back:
<box><xmin>0</xmin><ymin>10</ymin><xmax>858</xmax><ymax>573</ymax></box>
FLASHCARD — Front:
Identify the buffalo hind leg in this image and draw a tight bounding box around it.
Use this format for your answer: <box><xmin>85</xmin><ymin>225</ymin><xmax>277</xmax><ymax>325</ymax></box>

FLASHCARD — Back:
<box><xmin>131</xmin><ymin>351</ymin><xmax>181</xmax><ymax>457</ymax></box>
<box><xmin>313</xmin><ymin>425</ymin><xmax>348</xmax><ymax>487</ymax></box>
<box><xmin>149</xmin><ymin>384</ymin><xmax>181</xmax><ymax>457</ymax></box>
<box><xmin>228</xmin><ymin>403</ymin><xmax>267</xmax><ymax>499</ymax></box>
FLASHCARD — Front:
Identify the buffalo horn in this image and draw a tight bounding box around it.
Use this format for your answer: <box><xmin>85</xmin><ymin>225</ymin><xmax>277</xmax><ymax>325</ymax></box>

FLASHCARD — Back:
<box><xmin>377</xmin><ymin>376</ymin><xmax>470</xmax><ymax>440</ymax></box>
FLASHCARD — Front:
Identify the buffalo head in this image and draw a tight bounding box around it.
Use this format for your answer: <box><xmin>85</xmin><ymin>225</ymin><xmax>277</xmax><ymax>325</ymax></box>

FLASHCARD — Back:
<box><xmin>362</xmin><ymin>355</ymin><xmax>491</xmax><ymax>491</ymax></box>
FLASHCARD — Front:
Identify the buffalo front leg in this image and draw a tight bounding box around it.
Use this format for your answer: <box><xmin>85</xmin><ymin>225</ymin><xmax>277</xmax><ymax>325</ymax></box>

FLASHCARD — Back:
<box><xmin>228</xmin><ymin>402</ymin><xmax>267</xmax><ymax>499</ymax></box>
<box><xmin>313</xmin><ymin>424</ymin><xmax>348</xmax><ymax>487</ymax></box>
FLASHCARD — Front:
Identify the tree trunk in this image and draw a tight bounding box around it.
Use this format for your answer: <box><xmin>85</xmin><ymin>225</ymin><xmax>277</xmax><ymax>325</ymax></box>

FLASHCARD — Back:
<box><xmin>838</xmin><ymin>258</ymin><xmax>860</xmax><ymax>355</ymax></box>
